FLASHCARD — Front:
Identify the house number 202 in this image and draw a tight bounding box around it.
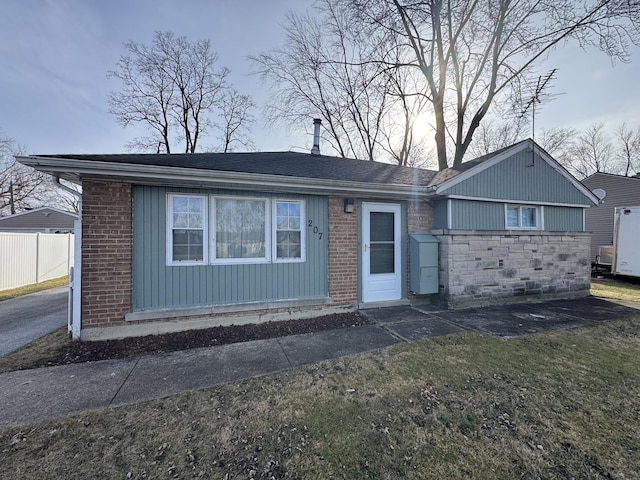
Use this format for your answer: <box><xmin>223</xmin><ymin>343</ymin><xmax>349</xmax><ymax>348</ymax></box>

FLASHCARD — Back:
<box><xmin>307</xmin><ymin>220</ymin><xmax>323</xmax><ymax>240</ymax></box>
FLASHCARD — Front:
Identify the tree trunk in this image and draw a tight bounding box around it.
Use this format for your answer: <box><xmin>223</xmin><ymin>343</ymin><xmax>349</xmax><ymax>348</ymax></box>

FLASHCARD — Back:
<box><xmin>433</xmin><ymin>93</ymin><xmax>449</xmax><ymax>171</ymax></box>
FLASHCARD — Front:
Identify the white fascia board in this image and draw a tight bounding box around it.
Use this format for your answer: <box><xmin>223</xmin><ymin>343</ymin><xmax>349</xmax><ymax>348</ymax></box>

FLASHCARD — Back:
<box><xmin>17</xmin><ymin>155</ymin><xmax>432</xmax><ymax>199</ymax></box>
<box><xmin>446</xmin><ymin>194</ymin><xmax>592</xmax><ymax>208</ymax></box>
<box><xmin>434</xmin><ymin>140</ymin><xmax>600</xmax><ymax>205</ymax></box>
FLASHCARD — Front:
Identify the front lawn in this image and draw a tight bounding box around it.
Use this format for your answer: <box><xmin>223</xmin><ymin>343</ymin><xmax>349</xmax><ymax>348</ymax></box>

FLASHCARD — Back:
<box><xmin>2</xmin><ymin>314</ymin><xmax>639</xmax><ymax>479</ymax></box>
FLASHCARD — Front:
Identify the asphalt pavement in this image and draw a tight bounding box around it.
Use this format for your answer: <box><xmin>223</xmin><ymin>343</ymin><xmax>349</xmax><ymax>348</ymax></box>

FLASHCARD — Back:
<box><xmin>0</xmin><ymin>295</ymin><xmax>638</xmax><ymax>429</ymax></box>
<box><xmin>0</xmin><ymin>286</ymin><xmax>68</xmax><ymax>357</ymax></box>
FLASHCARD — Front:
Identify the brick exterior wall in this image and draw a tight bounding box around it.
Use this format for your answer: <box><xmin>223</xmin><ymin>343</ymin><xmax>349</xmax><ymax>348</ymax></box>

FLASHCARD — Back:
<box><xmin>407</xmin><ymin>199</ymin><xmax>434</xmax><ymax>300</ymax></box>
<box><xmin>328</xmin><ymin>197</ymin><xmax>358</xmax><ymax>304</ymax></box>
<box><xmin>81</xmin><ymin>181</ymin><xmax>132</xmax><ymax>328</ymax></box>
<box><xmin>407</xmin><ymin>199</ymin><xmax>433</xmax><ymax>234</ymax></box>
<box><xmin>434</xmin><ymin>230</ymin><xmax>591</xmax><ymax>308</ymax></box>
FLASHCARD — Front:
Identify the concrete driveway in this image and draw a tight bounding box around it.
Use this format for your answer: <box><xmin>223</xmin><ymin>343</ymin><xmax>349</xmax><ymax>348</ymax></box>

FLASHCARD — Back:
<box><xmin>0</xmin><ymin>286</ymin><xmax>68</xmax><ymax>357</ymax></box>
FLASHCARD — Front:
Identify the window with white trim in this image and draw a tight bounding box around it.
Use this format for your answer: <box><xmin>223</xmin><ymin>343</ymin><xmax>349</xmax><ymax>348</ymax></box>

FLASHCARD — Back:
<box><xmin>214</xmin><ymin>197</ymin><xmax>269</xmax><ymax>263</ymax></box>
<box><xmin>166</xmin><ymin>194</ymin><xmax>305</xmax><ymax>265</ymax></box>
<box><xmin>506</xmin><ymin>204</ymin><xmax>542</xmax><ymax>230</ymax></box>
<box><xmin>274</xmin><ymin>200</ymin><xmax>305</xmax><ymax>262</ymax></box>
<box><xmin>167</xmin><ymin>194</ymin><xmax>207</xmax><ymax>264</ymax></box>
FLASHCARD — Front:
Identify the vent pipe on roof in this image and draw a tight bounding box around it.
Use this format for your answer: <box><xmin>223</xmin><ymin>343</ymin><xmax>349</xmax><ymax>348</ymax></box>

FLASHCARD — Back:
<box><xmin>311</xmin><ymin>118</ymin><xmax>321</xmax><ymax>155</ymax></box>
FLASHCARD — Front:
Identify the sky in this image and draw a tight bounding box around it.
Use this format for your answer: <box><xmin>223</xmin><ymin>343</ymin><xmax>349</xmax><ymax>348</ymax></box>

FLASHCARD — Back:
<box><xmin>1</xmin><ymin>0</ymin><xmax>639</xmax><ymax>157</ymax></box>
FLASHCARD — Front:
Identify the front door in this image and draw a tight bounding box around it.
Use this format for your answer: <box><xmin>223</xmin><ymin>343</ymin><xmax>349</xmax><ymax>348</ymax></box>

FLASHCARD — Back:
<box><xmin>361</xmin><ymin>202</ymin><xmax>402</xmax><ymax>303</ymax></box>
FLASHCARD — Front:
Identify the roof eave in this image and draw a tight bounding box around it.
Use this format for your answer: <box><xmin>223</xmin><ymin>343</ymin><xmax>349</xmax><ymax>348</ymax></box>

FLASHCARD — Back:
<box><xmin>17</xmin><ymin>155</ymin><xmax>433</xmax><ymax>199</ymax></box>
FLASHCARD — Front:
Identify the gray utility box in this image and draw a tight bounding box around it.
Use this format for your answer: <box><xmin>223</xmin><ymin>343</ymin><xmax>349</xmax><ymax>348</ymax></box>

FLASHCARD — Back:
<box><xmin>409</xmin><ymin>233</ymin><xmax>439</xmax><ymax>294</ymax></box>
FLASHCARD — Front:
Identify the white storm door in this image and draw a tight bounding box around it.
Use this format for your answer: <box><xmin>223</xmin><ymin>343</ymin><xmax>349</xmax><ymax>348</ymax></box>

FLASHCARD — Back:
<box><xmin>362</xmin><ymin>202</ymin><xmax>402</xmax><ymax>303</ymax></box>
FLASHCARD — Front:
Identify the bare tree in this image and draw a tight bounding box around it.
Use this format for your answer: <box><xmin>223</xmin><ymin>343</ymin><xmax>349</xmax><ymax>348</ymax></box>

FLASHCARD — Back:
<box><xmin>0</xmin><ymin>132</ymin><xmax>51</xmax><ymax>216</ymax></box>
<box><xmin>565</xmin><ymin>123</ymin><xmax>617</xmax><ymax>179</ymax></box>
<box><xmin>109</xmin><ymin>31</ymin><xmax>254</xmax><ymax>153</ymax></box>
<box><xmin>218</xmin><ymin>90</ymin><xmax>256</xmax><ymax>153</ymax></box>
<box><xmin>465</xmin><ymin>119</ymin><xmax>528</xmax><ymax>158</ymax></box>
<box><xmin>615</xmin><ymin>122</ymin><xmax>640</xmax><ymax>176</ymax></box>
<box><xmin>252</xmin><ymin>0</ymin><xmax>429</xmax><ymax>164</ymax></box>
<box><xmin>348</xmin><ymin>0</ymin><xmax>640</xmax><ymax>170</ymax></box>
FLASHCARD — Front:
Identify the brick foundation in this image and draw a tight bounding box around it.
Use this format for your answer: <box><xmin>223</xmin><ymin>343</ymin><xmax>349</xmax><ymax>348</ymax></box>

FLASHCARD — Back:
<box><xmin>328</xmin><ymin>197</ymin><xmax>358</xmax><ymax>304</ymax></box>
<box><xmin>81</xmin><ymin>181</ymin><xmax>132</xmax><ymax>328</ymax></box>
<box><xmin>434</xmin><ymin>230</ymin><xmax>591</xmax><ymax>308</ymax></box>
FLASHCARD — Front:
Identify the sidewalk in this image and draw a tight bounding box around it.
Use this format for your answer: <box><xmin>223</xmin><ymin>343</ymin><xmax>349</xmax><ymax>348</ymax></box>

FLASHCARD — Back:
<box><xmin>1</xmin><ymin>296</ymin><xmax>638</xmax><ymax>429</ymax></box>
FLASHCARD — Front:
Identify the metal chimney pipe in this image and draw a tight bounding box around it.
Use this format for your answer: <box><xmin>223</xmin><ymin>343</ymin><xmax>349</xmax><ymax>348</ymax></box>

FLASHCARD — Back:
<box><xmin>311</xmin><ymin>118</ymin><xmax>321</xmax><ymax>155</ymax></box>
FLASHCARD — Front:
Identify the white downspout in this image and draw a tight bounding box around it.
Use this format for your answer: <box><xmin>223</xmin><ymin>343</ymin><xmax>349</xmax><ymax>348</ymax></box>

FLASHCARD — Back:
<box><xmin>55</xmin><ymin>177</ymin><xmax>82</xmax><ymax>340</ymax></box>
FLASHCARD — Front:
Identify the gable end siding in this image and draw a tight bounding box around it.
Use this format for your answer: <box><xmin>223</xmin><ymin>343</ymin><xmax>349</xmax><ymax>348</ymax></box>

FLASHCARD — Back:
<box><xmin>132</xmin><ymin>185</ymin><xmax>328</xmax><ymax>311</ymax></box>
<box><xmin>441</xmin><ymin>150</ymin><xmax>592</xmax><ymax>205</ymax></box>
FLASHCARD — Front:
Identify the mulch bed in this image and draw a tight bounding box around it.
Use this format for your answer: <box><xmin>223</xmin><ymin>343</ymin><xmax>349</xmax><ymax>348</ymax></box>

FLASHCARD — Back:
<box><xmin>37</xmin><ymin>311</ymin><xmax>370</xmax><ymax>368</ymax></box>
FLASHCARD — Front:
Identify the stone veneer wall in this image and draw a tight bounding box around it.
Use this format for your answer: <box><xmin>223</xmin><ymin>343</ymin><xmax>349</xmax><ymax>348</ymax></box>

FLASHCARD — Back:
<box><xmin>434</xmin><ymin>230</ymin><xmax>591</xmax><ymax>308</ymax></box>
<box><xmin>81</xmin><ymin>181</ymin><xmax>133</xmax><ymax>328</ymax></box>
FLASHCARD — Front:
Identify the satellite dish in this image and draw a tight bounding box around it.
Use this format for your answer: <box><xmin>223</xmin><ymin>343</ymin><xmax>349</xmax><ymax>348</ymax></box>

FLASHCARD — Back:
<box><xmin>592</xmin><ymin>188</ymin><xmax>607</xmax><ymax>203</ymax></box>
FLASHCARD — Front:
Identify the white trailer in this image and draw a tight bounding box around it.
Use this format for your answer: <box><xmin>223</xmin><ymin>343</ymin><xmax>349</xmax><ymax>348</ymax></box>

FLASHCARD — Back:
<box><xmin>611</xmin><ymin>206</ymin><xmax>640</xmax><ymax>277</ymax></box>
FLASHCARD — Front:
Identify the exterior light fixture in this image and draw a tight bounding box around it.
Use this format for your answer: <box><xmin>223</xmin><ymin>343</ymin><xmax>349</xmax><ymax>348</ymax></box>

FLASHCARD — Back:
<box><xmin>344</xmin><ymin>198</ymin><xmax>355</xmax><ymax>213</ymax></box>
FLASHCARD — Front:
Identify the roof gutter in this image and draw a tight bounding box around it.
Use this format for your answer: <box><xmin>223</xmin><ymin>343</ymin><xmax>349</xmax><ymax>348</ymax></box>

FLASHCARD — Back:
<box><xmin>54</xmin><ymin>175</ymin><xmax>82</xmax><ymax>202</ymax></box>
<box><xmin>18</xmin><ymin>155</ymin><xmax>433</xmax><ymax>199</ymax></box>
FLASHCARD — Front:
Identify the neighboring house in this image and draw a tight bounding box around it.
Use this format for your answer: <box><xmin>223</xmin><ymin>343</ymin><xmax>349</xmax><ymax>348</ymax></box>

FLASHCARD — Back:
<box><xmin>18</xmin><ymin>138</ymin><xmax>598</xmax><ymax>340</ymax></box>
<box><xmin>582</xmin><ymin>172</ymin><xmax>640</xmax><ymax>260</ymax></box>
<box><xmin>0</xmin><ymin>207</ymin><xmax>77</xmax><ymax>233</ymax></box>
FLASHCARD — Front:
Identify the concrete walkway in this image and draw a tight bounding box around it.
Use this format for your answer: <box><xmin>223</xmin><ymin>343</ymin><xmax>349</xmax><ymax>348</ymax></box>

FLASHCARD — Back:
<box><xmin>0</xmin><ymin>296</ymin><xmax>638</xmax><ymax>429</ymax></box>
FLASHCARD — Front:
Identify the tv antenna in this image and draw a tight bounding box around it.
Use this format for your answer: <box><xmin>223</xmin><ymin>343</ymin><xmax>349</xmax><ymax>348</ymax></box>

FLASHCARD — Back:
<box><xmin>519</xmin><ymin>68</ymin><xmax>558</xmax><ymax>144</ymax></box>
<box><xmin>519</xmin><ymin>69</ymin><xmax>559</xmax><ymax>165</ymax></box>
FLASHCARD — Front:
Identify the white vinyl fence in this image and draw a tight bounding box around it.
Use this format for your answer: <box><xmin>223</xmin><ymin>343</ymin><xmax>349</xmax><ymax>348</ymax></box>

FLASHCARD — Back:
<box><xmin>0</xmin><ymin>232</ymin><xmax>74</xmax><ymax>291</ymax></box>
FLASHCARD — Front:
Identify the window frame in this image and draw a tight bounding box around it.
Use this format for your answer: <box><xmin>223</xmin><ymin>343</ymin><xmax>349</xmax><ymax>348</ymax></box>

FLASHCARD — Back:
<box><xmin>272</xmin><ymin>198</ymin><xmax>306</xmax><ymax>263</ymax></box>
<box><xmin>211</xmin><ymin>195</ymin><xmax>271</xmax><ymax>265</ymax></box>
<box><xmin>505</xmin><ymin>204</ymin><xmax>543</xmax><ymax>230</ymax></box>
<box><xmin>166</xmin><ymin>193</ymin><xmax>310</xmax><ymax>266</ymax></box>
<box><xmin>166</xmin><ymin>193</ymin><xmax>208</xmax><ymax>266</ymax></box>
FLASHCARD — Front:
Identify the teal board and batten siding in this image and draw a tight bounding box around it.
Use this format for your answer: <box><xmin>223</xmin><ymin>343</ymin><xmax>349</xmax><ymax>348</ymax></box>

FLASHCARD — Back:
<box><xmin>432</xmin><ymin>200</ymin><xmax>448</xmax><ymax>229</ymax></box>
<box><xmin>430</xmin><ymin>149</ymin><xmax>591</xmax><ymax>231</ymax></box>
<box><xmin>132</xmin><ymin>186</ymin><xmax>328</xmax><ymax>311</ymax></box>
<box><xmin>450</xmin><ymin>199</ymin><xmax>504</xmax><ymax>230</ymax></box>
<box><xmin>435</xmin><ymin>200</ymin><xmax>584</xmax><ymax>231</ymax></box>
<box><xmin>441</xmin><ymin>149</ymin><xmax>593</xmax><ymax>206</ymax></box>
<box><xmin>544</xmin><ymin>206</ymin><xmax>584</xmax><ymax>232</ymax></box>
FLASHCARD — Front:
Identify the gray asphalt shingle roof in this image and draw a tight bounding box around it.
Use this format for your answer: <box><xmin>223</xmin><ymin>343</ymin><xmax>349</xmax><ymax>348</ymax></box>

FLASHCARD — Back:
<box><xmin>44</xmin><ymin>151</ymin><xmax>438</xmax><ymax>187</ymax></box>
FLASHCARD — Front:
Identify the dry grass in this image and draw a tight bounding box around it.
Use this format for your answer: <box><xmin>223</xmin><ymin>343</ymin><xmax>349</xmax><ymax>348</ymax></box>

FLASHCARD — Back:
<box><xmin>0</xmin><ymin>276</ymin><xmax>68</xmax><ymax>302</ymax></box>
<box><xmin>1</xmin><ymin>278</ymin><xmax>638</xmax><ymax>478</ymax></box>
<box><xmin>2</xmin><ymin>316</ymin><xmax>639</xmax><ymax>479</ymax></box>
<box><xmin>0</xmin><ymin>328</ymin><xmax>69</xmax><ymax>374</ymax></box>
<box><xmin>591</xmin><ymin>277</ymin><xmax>640</xmax><ymax>303</ymax></box>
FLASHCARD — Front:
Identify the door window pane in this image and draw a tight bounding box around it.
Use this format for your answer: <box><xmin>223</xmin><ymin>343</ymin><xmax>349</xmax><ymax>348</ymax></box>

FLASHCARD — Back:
<box><xmin>369</xmin><ymin>211</ymin><xmax>395</xmax><ymax>274</ymax></box>
<box><xmin>216</xmin><ymin>198</ymin><xmax>266</xmax><ymax>259</ymax></box>
<box><xmin>370</xmin><ymin>244</ymin><xmax>395</xmax><ymax>274</ymax></box>
<box><xmin>370</xmin><ymin>212</ymin><xmax>394</xmax><ymax>241</ymax></box>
